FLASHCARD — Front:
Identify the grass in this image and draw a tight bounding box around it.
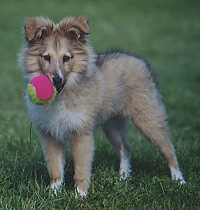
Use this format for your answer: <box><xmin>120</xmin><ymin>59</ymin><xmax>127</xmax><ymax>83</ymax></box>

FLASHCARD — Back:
<box><xmin>0</xmin><ymin>0</ymin><xmax>200</xmax><ymax>209</ymax></box>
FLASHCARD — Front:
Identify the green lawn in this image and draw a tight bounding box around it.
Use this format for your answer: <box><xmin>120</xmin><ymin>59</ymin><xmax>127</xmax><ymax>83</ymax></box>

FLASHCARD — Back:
<box><xmin>0</xmin><ymin>0</ymin><xmax>200</xmax><ymax>209</ymax></box>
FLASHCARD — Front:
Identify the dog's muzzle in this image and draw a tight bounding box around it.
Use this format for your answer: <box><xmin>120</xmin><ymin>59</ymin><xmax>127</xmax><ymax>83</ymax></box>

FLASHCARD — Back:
<box><xmin>53</xmin><ymin>75</ymin><xmax>65</xmax><ymax>94</ymax></box>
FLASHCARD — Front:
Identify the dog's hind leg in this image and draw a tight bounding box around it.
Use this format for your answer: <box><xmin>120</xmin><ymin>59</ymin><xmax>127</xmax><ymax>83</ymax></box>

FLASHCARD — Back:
<box><xmin>40</xmin><ymin>131</ymin><xmax>65</xmax><ymax>193</ymax></box>
<box><xmin>127</xmin><ymin>89</ymin><xmax>185</xmax><ymax>184</ymax></box>
<box><xmin>103</xmin><ymin>117</ymin><xmax>132</xmax><ymax>179</ymax></box>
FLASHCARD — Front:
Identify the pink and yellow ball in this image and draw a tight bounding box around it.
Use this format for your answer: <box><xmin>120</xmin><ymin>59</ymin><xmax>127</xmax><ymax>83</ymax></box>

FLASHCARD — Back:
<box><xmin>28</xmin><ymin>75</ymin><xmax>57</xmax><ymax>105</ymax></box>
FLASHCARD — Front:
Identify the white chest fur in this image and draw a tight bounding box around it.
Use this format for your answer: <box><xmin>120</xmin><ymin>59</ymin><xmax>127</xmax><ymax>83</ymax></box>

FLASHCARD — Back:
<box><xmin>27</xmin><ymin>97</ymin><xmax>88</xmax><ymax>140</ymax></box>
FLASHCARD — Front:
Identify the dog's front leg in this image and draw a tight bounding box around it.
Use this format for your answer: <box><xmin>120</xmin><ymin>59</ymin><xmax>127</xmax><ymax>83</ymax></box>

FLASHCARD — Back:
<box><xmin>40</xmin><ymin>131</ymin><xmax>65</xmax><ymax>193</ymax></box>
<box><xmin>70</xmin><ymin>133</ymin><xmax>94</xmax><ymax>198</ymax></box>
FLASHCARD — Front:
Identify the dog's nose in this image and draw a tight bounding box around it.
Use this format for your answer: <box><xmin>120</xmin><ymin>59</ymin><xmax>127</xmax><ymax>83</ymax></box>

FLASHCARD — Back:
<box><xmin>53</xmin><ymin>75</ymin><xmax>63</xmax><ymax>86</ymax></box>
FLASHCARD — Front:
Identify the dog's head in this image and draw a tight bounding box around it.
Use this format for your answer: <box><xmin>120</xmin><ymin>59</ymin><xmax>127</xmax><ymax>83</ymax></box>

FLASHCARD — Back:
<box><xmin>20</xmin><ymin>16</ymin><xmax>94</xmax><ymax>93</ymax></box>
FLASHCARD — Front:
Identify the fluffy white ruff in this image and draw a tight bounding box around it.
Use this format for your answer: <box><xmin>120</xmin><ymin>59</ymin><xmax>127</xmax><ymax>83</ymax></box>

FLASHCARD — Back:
<box><xmin>27</xmin><ymin>98</ymin><xmax>89</xmax><ymax>140</ymax></box>
<box><xmin>170</xmin><ymin>166</ymin><xmax>186</xmax><ymax>184</ymax></box>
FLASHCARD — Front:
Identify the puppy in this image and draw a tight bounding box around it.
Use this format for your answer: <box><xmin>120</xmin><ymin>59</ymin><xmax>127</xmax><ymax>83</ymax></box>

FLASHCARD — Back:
<box><xmin>19</xmin><ymin>16</ymin><xmax>185</xmax><ymax>197</ymax></box>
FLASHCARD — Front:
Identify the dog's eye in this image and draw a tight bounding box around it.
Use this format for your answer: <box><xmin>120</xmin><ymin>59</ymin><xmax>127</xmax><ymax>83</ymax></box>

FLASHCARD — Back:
<box><xmin>43</xmin><ymin>55</ymin><xmax>50</xmax><ymax>62</ymax></box>
<box><xmin>63</xmin><ymin>55</ymin><xmax>71</xmax><ymax>63</ymax></box>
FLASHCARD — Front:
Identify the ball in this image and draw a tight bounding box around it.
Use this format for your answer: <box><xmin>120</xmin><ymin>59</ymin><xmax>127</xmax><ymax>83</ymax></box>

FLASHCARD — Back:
<box><xmin>28</xmin><ymin>75</ymin><xmax>57</xmax><ymax>105</ymax></box>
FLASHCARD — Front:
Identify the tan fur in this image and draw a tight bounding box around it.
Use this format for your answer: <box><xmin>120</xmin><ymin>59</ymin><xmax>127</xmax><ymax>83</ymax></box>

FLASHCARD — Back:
<box><xmin>40</xmin><ymin>131</ymin><xmax>65</xmax><ymax>186</ymax></box>
<box><xmin>19</xmin><ymin>16</ymin><xmax>185</xmax><ymax>197</ymax></box>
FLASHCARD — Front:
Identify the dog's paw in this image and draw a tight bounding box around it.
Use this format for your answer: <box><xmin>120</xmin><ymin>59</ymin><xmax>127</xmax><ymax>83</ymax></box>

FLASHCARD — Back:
<box><xmin>120</xmin><ymin>159</ymin><xmax>132</xmax><ymax>180</ymax></box>
<box><xmin>120</xmin><ymin>167</ymin><xmax>132</xmax><ymax>180</ymax></box>
<box><xmin>179</xmin><ymin>179</ymin><xmax>186</xmax><ymax>185</ymax></box>
<box><xmin>50</xmin><ymin>179</ymin><xmax>63</xmax><ymax>196</ymax></box>
<box><xmin>75</xmin><ymin>187</ymin><xmax>87</xmax><ymax>199</ymax></box>
<box><xmin>170</xmin><ymin>166</ymin><xmax>186</xmax><ymax>185</ymax></box>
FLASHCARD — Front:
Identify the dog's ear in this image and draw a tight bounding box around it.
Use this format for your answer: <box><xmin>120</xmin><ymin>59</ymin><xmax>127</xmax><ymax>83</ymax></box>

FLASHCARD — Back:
<box><xmin>24</xmin><ymin>17</ymin><xmax>53</xmax><ymax>42</ymax></box>
<box><xmin>60</xmin><ymin>16</ymin><xmax>90</xmax><ymax>43</ymax></box>
<box><xmin>70</xmin><ymin>16</ymin><xmax>89</xmax><ymax>35</ymax></box>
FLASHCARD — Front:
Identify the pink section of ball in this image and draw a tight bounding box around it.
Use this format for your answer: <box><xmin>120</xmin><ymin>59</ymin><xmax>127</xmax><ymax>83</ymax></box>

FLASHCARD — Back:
<box><xmin>30</xmin><ymin>75</ymin><xmax>55</xmax><ymax>101</ymax></box>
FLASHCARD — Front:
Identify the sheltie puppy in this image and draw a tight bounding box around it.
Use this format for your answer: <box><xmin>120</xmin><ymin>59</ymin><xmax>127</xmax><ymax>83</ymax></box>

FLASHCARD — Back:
<box><xmin>19</xmin><ymin>16</ymin><xmax>185</xmax><ymax>197</ymax></box>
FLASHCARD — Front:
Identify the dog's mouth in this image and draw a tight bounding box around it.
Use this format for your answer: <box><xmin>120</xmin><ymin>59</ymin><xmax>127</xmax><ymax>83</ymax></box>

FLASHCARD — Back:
<box><xmin>52</xmin><ymin>75</ymin><xmax>66</xmax><ymax>94</ymax></box>
<box><xmin>55</xmin><ymin>82</ymin><xmax>66</xmax><ymax>94</ymax></box>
